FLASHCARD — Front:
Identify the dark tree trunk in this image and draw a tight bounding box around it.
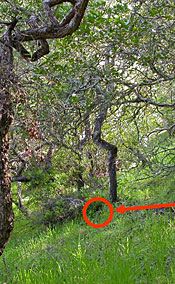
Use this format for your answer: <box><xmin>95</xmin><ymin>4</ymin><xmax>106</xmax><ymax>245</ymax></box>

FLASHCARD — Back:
<box><xmin>108</xmin><ymin>149</ymin><xmax>117</xmax><ymax>202</ymax></box>
<box><xmin>87</xmin><ymin>151</ymin><xmax>94</xmax><ymax>177</ymax></box>
<box><xmin>76</xmin><ymin>120</ymin><xmax>91</xmax><ymax>192</ymax></box>
<box><xmin>0</xmin><ymin>118</ymin><xmax>14</xmax><ymax>256</ymax></box>
<box><xmin>93</xmin><ymin>107</ymin><xmax>118</xmax><ymax>203</ymax></box>
<box><xmin>0</xmin><ymin>30</ymin><xmax>15</xmax><ymax>255</ymax></box>
<box><xmin>77</xmin><ymin>171</ymin><xmax>84</xmax><ymax>192</ymax></box>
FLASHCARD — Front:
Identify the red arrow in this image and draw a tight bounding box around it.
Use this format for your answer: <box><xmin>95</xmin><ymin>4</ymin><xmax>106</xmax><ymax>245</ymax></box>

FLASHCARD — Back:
<box><xmin>115</xmin><ymin>203</ymin><xmax>175</xmax><ymax>215</ymax></box>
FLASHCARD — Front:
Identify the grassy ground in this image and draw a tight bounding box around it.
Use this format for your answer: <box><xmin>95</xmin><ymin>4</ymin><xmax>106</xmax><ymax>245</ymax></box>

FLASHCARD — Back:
<box><xmin>1</xmin><ymin>173</ymin><xmax>175</xmax><ymax>283</ymax></box>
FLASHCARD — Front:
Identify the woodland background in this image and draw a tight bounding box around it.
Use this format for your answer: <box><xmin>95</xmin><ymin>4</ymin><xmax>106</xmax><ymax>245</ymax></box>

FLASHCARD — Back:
<box><xmin>0</xmin><ymin>0</ymin><xmax>175</xmax><ymax>283</ymax></box>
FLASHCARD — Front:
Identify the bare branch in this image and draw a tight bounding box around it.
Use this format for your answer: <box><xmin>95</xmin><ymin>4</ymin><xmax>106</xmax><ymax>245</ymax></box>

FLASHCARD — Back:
<box><xmin>149</xmin><ymin>62</ymin><xmax>175</xmax><ymax>81</ymax></box>
<box><xmin>136</xmin><ymin>90</ymin><xmax>175</xmax><ymax>108</ymax></box>
<box><xmin>11</xmin><ymin>176</ymin><xmax>33</xmax><ymax>182</ymax></box>
<box><xmin>147</xmin><ymin>124</ymin><xmax>175</xmax><ymax>137</ymax></box>
<box><xmin>42</xmin><ymin>0</ymin><xmax>65</xmax><ymax>26</ymax></box>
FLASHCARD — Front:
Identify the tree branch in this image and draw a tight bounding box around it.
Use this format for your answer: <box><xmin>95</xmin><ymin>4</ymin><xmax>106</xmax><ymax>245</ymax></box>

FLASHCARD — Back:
<box><xmin>11</xmin><ymin>176</ymin><xmax>33</xmax><ymax>182</ymax></box>
<box><xmin>0</xmin><ymin>0</ymin><xmax>89</xmax><ymax>61</ymax></box>
<box><xmin>136</xmin><ymin>90</ymin><xmax>175</xmax><ymax>108</ymax></box>
<box><xmin>12</xmin><ymin>0</ymin><xmax>89</xmax><ymax>50</ymax></box>
<box><xmin>28</xmin><ymin>15</ymin><xmax>50</xmax><ymax>61</ymax></box>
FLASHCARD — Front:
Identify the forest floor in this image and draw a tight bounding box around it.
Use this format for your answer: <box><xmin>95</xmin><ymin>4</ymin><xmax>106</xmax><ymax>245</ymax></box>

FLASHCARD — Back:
<box><xmin>0</xmin><ymin>173</ymin><xmax>175</xmax><ymax>283</ymax></box>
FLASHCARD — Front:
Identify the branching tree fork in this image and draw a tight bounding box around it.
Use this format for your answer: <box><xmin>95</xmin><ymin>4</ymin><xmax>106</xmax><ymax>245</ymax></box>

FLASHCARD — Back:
<box><xmin>0</xmin><ymin>0</ymin><xmax>89</xmax><ymax>256</ymax></box>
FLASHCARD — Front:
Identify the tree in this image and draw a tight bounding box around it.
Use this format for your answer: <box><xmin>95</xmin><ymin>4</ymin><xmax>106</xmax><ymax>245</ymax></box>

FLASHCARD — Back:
<box><xmin>0</xmin><ymin>0</ymin><xmax>89</xmax><ymax>256</ymax></box>
<box><xmin>25</xmin><ymin>0</ymin><xmax>174</xmax><ymax>201</ymax></box>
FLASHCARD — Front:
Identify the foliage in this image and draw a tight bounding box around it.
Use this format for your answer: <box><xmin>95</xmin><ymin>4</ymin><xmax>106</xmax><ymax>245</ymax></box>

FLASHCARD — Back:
<box><xmin>5</xmin><ymin>0</ymin><xmax>174</xmax><ymax>226</ymax></box>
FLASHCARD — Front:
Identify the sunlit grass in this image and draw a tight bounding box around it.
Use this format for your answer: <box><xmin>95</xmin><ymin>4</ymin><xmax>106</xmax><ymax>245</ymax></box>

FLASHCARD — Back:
<box><xmin>1</xmin><ymin>174</ymin><xmax>175</xmax><ymax>283</ymax></box>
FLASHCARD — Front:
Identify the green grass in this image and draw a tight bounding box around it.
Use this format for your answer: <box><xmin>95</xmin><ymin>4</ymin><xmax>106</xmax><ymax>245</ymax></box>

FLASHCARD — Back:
<box><xmin>1</xmin><ymin>173</ymin><xmax>175</xmax><ymax>283</ymax></box>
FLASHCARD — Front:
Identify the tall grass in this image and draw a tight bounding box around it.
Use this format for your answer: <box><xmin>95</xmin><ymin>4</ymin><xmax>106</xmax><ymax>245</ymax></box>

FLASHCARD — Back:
<box><xmin>1</xmin><ymin>174</ymin><xmax>175</xmax><ymax>283</ymax></box>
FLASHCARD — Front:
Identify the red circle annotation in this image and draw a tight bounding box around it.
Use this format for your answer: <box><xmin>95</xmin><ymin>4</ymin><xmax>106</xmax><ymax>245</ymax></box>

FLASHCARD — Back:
<box><xmin>82</xmin><ymin>197</ymin><xmax>114</xmax><ymax>228</ymax></box>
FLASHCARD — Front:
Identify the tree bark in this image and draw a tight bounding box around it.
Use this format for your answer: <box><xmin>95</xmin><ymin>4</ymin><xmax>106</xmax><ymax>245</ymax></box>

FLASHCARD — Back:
<box><xmin>93</xmin><ymin>107</ymin><xmax>118</xmax><ymax>203</ymax></box>
<box><xmin>0</xmin><ymin>27</ymin><xmax>15</xmax><ymax>256</ymax></box>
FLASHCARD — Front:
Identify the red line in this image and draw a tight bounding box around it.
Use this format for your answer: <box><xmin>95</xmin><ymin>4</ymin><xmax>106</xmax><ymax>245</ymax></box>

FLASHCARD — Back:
<box><xmin>125</xmin><ymin>203</ymin><xmax>175</xmax><ymax>212</ymax></box>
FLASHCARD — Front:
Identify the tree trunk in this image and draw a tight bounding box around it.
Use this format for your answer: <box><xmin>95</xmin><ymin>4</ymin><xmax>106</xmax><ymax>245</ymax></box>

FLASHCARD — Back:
<box><xmin>0</xmin><ymin>119</ymin><xmax>14</xmax><ymax>256</ymax></box>
<box><xmin>16</xmin><ymin>182</ymin><xmax>30</xmax><ymax>217</ymax></box>
<box><xmin>108</xmin><ymin>149</ymin><xmax>117</xmax><ymax>202</ymax></box>
<box><xmin>0</xmin><ymin>50</ymin><xmax>14</xmax><ymax>256</ymax></box>
<box><xmin>44</xmin><ymin>144</ymin><xmax>55</xmax><ymax>171</ymax></box>
<box><xmin>93</xmin><ymin>107</ymin><xmax>118</xmax><ymax>203</ymax></box>
<box><xmin>0</xmin><ymin>20</ymin><xmax>19</xmax><ymax>255</ymax></box>
<box><xmin>77</xmin><ymin>171</ymin><xmax>84</xmax><ymax>192</ymax></box>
